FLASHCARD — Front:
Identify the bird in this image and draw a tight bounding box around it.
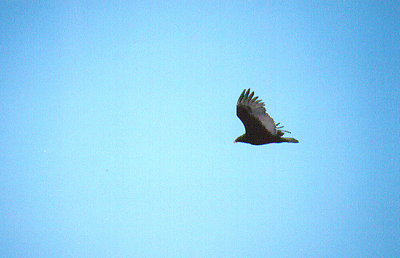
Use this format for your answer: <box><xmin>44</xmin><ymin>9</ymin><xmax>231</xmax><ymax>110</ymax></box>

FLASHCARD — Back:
<box><xmin>234</xmin><ymin>89</ymin><xmax>299</xmax><ymax>145</ymax></box>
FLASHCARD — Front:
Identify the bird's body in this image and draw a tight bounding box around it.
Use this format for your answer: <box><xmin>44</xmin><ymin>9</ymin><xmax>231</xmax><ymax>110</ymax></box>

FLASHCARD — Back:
<box><xmin>235</xmin><ymin>89</ymin><xmax>298</xmax><ymax>145</ymax></box>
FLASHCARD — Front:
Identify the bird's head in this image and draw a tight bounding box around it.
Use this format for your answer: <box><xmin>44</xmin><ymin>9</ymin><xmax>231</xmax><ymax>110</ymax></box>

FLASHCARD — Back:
<box><xmin>234</xmin><ymin>135</ymin><xmax>246</xmax><ymax>143</ymax></box>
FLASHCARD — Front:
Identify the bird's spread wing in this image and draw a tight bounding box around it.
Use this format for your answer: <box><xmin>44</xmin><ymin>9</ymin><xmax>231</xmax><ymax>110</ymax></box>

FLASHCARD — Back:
<box><xmin>236</xmin><ymin>89</ymin><xmax>277</xmax><ymax>136</ymax></box>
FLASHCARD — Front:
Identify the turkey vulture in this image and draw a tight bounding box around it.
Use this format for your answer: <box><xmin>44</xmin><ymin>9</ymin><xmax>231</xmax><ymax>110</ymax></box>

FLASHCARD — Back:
<box><xmin>235</xmin><ymin>89</ymin><xmax>299</xmax><ymax>145</ymax></box>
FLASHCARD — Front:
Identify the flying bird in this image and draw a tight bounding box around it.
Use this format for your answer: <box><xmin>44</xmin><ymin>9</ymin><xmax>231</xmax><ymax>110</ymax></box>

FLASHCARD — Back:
<box><xmin>235</xmin><ymin>89</ymin><xmax>299</xmax><ymax>145</ymax></box>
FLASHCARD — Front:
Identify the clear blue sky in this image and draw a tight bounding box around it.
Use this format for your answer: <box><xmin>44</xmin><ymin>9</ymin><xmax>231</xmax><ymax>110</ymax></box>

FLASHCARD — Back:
<box><xmin>1</xmin><ymin>1</ymin><xmax>399</xmax><ymax>257</ymax></box>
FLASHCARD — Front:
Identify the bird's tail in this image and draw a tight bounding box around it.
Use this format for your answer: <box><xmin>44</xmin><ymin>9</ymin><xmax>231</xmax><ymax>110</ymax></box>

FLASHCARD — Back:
<box><xmin>281</xmin><ymin>137</ymin><xmax>299</xmax><ymax>143</ymax></box>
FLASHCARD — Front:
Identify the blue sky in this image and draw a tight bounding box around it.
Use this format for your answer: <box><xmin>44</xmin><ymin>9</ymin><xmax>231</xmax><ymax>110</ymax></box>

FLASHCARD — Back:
<box><xmin>1</xmin><ymin>1</ymin><xmax>399</xmax><ymax>257</ymax></box>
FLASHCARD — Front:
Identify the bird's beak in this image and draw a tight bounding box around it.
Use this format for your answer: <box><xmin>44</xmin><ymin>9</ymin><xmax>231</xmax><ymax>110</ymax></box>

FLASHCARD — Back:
<box><xmin>233</xmin><ymin>140</ymin><xmax>237</xmax><ymax>143</ymax></box>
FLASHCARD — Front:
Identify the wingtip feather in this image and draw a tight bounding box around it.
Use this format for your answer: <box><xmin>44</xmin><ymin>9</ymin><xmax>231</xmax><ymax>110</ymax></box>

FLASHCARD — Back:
<box><xmin>238</xmin><ymin>89</ymin><xmax>246</xmax><ymax>103</ymax></box>
<box><xmin>248</xmin><ymin>91</ymin><xmax>254</xmax><ymax>100</ymax></box>
<box><xmin>244</xmin><ymin>89</ymin><xmax>250</xmax><ymax>99</ymax></box>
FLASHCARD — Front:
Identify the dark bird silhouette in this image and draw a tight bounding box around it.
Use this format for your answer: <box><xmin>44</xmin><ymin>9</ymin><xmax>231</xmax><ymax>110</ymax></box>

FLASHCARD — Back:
<box><xmin>235</xmin><ymin>89</ymin><xmax>299</xmax><ymax>145</ymax></box>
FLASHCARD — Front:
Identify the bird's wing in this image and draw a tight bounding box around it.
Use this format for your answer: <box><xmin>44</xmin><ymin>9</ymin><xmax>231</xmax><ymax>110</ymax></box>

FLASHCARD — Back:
<box><xmin>236</xmin><ymin>89</ymin><xmax>277</xmax><ymax>136</ymax></box>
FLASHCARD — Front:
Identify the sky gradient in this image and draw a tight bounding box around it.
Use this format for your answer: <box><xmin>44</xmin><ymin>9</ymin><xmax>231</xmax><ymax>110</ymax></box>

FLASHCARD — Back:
<box><xmin>1</xmin><ymin>1</ymin><xmax>399</xmax><ymax>257</ymax></box>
